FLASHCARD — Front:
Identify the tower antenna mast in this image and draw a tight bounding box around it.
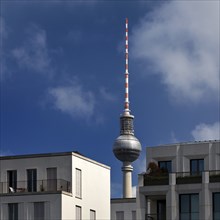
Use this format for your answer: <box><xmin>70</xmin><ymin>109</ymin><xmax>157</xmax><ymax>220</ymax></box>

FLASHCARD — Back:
<box><xmin>124</xmin><ymin>18</ymin><xmax>130</xmax><ymax>114</ymax></box>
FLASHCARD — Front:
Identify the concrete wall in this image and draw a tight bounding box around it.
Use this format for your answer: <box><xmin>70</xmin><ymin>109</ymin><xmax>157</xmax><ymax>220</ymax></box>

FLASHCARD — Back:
<box><xmin>111</xmin><ymin>198</ymin><xmax>136</xmax><ymax>220</ymax></box>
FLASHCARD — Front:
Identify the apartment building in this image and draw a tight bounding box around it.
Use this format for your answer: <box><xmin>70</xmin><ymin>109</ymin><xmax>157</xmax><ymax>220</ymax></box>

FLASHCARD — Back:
<box><xmin>0</xmin><ymin>151</ymin><xmax>110</xmax><ymax>220</ymax></box>
<box><xmin>136</xmin><ymin>140</ymin><xmax>220</xmax><ymax>220</ymax></box>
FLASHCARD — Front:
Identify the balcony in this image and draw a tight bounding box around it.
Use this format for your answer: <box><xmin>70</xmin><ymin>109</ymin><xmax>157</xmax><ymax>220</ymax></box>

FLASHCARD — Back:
<box><xmin>143</xmin><ymin>173</ymin><xmax>169</xmax><ymax>186</ymax></box>
<box><xmin>142</xmin><ymin>171</ymin><xmax>220</xmax><ymax>187</ymax></box>
<box><xmin>209</xmin><ymin>170</ymin><xmax>220</xmax><ymax>183</ymax></box>
<box><xmin>176</xmin><ymin>172</ymin><xmax>202</xmax><ymax>184</ymax></box>
<box><xmin>0</xmin><ymin>179</ymin><xmax>71</xmax><ymax>194</ymax></box>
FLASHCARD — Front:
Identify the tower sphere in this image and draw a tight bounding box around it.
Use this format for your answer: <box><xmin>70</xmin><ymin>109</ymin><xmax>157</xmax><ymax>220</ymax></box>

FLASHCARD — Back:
<box><xmin>113</xmin><ymin>134</ymin><xmax>142</xmax><ymax>162</ymax></box>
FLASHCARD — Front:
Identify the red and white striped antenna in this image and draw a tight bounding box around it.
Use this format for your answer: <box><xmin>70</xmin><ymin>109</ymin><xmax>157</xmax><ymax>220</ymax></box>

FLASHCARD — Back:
<box><xmin>124</xmin><ymin>18</ymin><xmax>130</xmax><ymax>115</ymax></box>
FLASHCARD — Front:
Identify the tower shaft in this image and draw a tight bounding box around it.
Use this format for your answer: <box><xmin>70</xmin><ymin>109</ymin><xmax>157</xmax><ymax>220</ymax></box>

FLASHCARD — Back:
<box><xmin>122</xmin><ymin>162</ymin><xmax>133</xmax><ymax>198</ymax></box>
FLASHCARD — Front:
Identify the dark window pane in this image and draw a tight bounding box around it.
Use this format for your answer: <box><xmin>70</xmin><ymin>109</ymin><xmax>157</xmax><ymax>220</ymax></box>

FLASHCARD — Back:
<box><xmin>180</xmin><ymin>195</ymin><xmax>189</xmax><ymax>212</ymax></box>
<box><xmin>198</xmin><ymin>160</ymin><xmax>204</xmax><ymax>172</ymax></box>
<box><xmin>167</xmin><ymin>161</ymin><xmax>172</xmax><ymax>173</ymax></box>
<box><xmin>191</xmin><ymin>213</ymin><xmax>199</xmax><ymax>220</ymax></box>
<box><xmin>34</xmin><ymin>202</ymin><xmax>44</xmax><ymax>220</ymax></box>
<box><xmin>214</xmin><ymin>193</ymin><xmax>220</xmax><ymax>212</ymax></box>
<box><xmin>158</xmin><ymin>161</ymin><xmax>172</xmax><ymax>173</ymax></box>
<box><xmin>8</xmin><ymin>203</ymin><xmax>18</xmax><ymax>220</ymax></box>
<box><xmin>180</xmin><ymin>213</ymin><xmax>189</xmax><ymax>220</ymax></box>
<box><xmin>27</xmin><ymin>169</ymin><xmax>37</xmax><ymax>192</ymax></box>
<box><xmin>191</xmin><ymin>194</ymin><xmax>199</xmax><ymax>213</ymax></box>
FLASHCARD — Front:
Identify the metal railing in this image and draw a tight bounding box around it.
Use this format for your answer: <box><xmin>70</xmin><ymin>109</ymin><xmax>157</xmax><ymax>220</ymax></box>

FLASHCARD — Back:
<box><xmin>0</xmin><ymin>179</ymin><xmax>71</xmax><ymax>194</ymax></box>
<box><xmin>143</xmin><ymin>173</ymin><xmax>169</xmax><ymax>186</ymax></box>
<box><xmin>209</xmin><ymin>170</ymin><xmax>220</xmax><ymax>183</ymax></box>
<box><xmin>176</xmin><ymin>172</ymin><xmax>202</xmax><ymax>184</ymax></box>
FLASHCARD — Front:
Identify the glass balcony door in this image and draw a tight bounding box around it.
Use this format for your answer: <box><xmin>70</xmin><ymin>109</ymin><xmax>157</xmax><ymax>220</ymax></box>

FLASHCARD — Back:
<box><xmin>27</xmin><ymin>169</ymin><xmax>37</xmax><ymax>192</ymax></box>
<box><xmin>7</xmin><ymin>170</ymin><xmax>17</xmax><ymax>192</ymax></box>
<box><xmin>157</xmin><ymin>200</ymin><xmax>166</xmax><ymax>220</ymax></box>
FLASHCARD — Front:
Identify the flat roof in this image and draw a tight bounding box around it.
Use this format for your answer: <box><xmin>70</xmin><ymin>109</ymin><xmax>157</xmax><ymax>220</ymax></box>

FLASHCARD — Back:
<box><xmin>0</xmin><ymin>151</ymin><xmax>110</xmax><ymax>170</ymax></box>
<box><xmin>149</xmin><ymin>139</ymin><xmax>220</xmax><ymax>148</ymax></box>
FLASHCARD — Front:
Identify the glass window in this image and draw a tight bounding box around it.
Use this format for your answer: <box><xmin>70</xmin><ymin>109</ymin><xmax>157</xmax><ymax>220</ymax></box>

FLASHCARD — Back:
<box><xmin>7</xmin><ymin>170</ymin><xmax>17</xmax><ymax>192</ymax></box>
<box><xmin>179</xmin><ymin>194</ymin><xmax>199</xmax><ymax>220</ymax></box>
<box><xmin>34</xmin><ymin>202</ymin><xmax>44</xmax><ymax>220</ymax></box>
<box><xmin>116</xmin><ymin>211</ymin><xmax>124</xmax><ymax>220</ymax></box>
<box><xmin>76</xmin><ymin>206</ymin><xmax>82</xmax><ymax>220</ymax></box>
<box><xmin>213</xmin><ymin>192</ymin><xmax>220</xmax><ymax>220</ymax></box>
<box><xmin>190</xmin><ymin>159</ymin><xmax>204</xmax><ymax>175</ymax></box>
<box><xmin>158</xmin><ymin>161</ymin><xmax>172</xmax><ymax>173</ymax></box>
<box><xmin>75</xmin><ymin>169</ymin><xmax>82</xmax><ymax>198</ymax></box>
<box><xmin>132</xmin><ymin>211</ymin><xmax>136</xmax><ymax>220</ymax></box>
<box><xmin>90</xmin><ymin>210</ymin><xmax>96</xmax><ymax>220</ymax></box>
<box><xmin>8</xmin><ymin>203</ymin><xmax>18</xmax><ymax>220</ymax></box>
<box><xmin>27</xmin><ymin>169</ymin><xmax>37</xmax><ymax>192</ymax></box>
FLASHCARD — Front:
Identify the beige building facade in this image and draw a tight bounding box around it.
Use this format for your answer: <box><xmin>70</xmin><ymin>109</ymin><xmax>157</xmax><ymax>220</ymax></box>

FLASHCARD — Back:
<box><xmin>137</xmin><ymin>140</ymin><xmax>220</xmax><ymax>220</ymax></box>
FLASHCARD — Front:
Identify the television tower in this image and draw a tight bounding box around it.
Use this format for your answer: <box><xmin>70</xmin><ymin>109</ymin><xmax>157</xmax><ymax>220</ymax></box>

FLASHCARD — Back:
<box><xmin>113</xmin><ymin>18</ymin><xmax>142</xmax><ymax>198</ymax></box>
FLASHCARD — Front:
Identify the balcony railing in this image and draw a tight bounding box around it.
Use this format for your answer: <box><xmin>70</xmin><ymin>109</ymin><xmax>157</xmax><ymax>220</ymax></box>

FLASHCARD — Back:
<box><xmin>176</xmin><ymin>172</ymin><xmax>202</xmax><ymax>184</ymax></box>
<box><xmin>143</xmin><ymin>173</ymin><xmax>169</xmax><ymax>186</ymax></box>
<box><xmin>142</xmin><ymin>170</ymin><xmax>220</xmax><ymax>187</ymax></box>
<box><xmin>209</xmin><ymin>170</ymin><xmax>220</xmax><ymax>183</ymax></box>
<box><xmin>0</xmin><ymin>179</ymin><xmax>71</xmax><ymax>194</ymax></box>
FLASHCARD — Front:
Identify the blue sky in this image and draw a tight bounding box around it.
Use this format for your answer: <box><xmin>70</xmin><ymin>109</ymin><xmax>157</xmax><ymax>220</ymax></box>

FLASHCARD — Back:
<box><xmin>1</xmin><ymin>0</ymin><xmax>219</xmax><ymax>197</ymax></box>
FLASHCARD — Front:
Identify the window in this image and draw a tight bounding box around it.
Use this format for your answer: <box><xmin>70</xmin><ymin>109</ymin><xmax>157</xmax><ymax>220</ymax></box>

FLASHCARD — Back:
<box><xmin>179</xmin><ymin>194</ymin><xmax>199</xmax><ymax>220</ymax></box>
<box><xmin>213</xmin><ymin>192</ymin><xmax>220</xmax><ymax>220</ymax></box>
<box><xmin>47</xmin><ymin>167</ymin><xmax>57</xmax><ymax>191</ymax></box>
<box><xmin>7</xmin><ymin>170</ymin><xmax>17</xmax><ymax>192</ymax></box>
<box><xmin>116</xmin><ymin>211</ymin><xmax>124</xmax><ymax>220</ymax></box>
<box><xmin>132</xmin><ymin>211</ymin><xmax>136</xmax><ymax>220</ymax></box>
<box><xmin>27</xmin><ymin>169</ymin><xmax>37</xmax><ymax>192</ymax></box>
<box><xmin>90</xmin><ymin>209</ymin><xmax>96</xmax><ymax>220</ymax></box>
<box><xmin>157</xmin><ymin>200</ymin><xmax>166</xmax><ymax>220</ymax></box>
<box><xmin>8</xmin><ymin>203</ymin><xmax>18</xmax><ymax>220</ymax></box>
<box><xmin>190</xmin><ymin>159</ymin><xmax>204</xmax><ymax>175</ymax></box>
<box><xmin>158</xmin><ymin>161</ymin><xmax>172</xmax><ymax>173</ymax></box>
<box><xmin>75</xmin><ymin>206</ymin><xmax>82</xmax><ymax>220</ymax></box>
<box><xmin>75</xmin><ymin>168</ymin><xmax>82</xmax><ymax>198</ymax></box>
<box><xmin>34</xmin><ymin>202</ymin><xmax>44</xmax><ymax>220</ymax></box>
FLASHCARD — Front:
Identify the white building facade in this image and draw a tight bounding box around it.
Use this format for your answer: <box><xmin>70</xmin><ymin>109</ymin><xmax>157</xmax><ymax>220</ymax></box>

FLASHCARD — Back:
<box><xmin>0</xmin><ymin>152</ymin><xmax>110</xmax><ymax>220</ymax></box>
<box><xmin>111</xmin><ymin>198</ymin><xmax>136</xmax><ymax>220</ymax></box>
<box><xmin>136</xmin><ymin>140</ymin><xmax>220</xmax><ymax>220</ymax></box>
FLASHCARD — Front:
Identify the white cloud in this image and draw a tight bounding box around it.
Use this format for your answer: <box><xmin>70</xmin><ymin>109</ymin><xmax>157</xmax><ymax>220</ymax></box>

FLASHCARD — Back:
<box><xmin>134</xmin><ymin>151</ymin><xmax>146</xmax><ymax>174</ymax></box>
<box><xmin>12</xmin><ymin>24</ymin><xmax>52</xmax><ymax>75</ymax></box>
<box><xmin>191</xmin><ymin>122</ymin><xmax>220</xmax><ymax>141</ymax></box>
<box><xmin>48</xmin><ymin>82</ymin><xmax>95</xmax><ymax>119</ymax></box>
<box><xmin>99</xmin><ymin>87</ymin><xmax>116</xmax><ymax>102</ymax></box>
<box><xmin>131</xmin><ymin>1</ymin><xmax>219</xmax><ymax>103</ymax></box>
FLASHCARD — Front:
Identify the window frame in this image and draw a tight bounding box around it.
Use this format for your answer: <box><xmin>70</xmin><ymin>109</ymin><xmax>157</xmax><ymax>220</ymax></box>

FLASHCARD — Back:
<box><xmin>190</xmin><ymin>159</ymin><xmax>204</xmax><ymax>175</ymax></box>
<box><xmin>213</xmin><ymin>192</ymin><xmax>220</xmax><ymax>220</ymax></box>
<box><xmin>75</xmin><ymin>205</ymin><xmax>82</xmax><ymax>220</ymax></box>
<box><xmin>75</xmin><ymin>168</ymin><xmax>82</xmax><ymax>199</ymax></box>
<box><xmin>8</xmin><ymin>203</ymin><xmax>18</xmax><ymax>220</ymax></box>
<box><xmin>158</xmin><ymin>160</ymin><xmax>172</xmax><ymax>173</ymax></box>
<box><xmin>179</xmin><ymin>193</ymin><xmax>199</xmax><ymax>220</ymax></box>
